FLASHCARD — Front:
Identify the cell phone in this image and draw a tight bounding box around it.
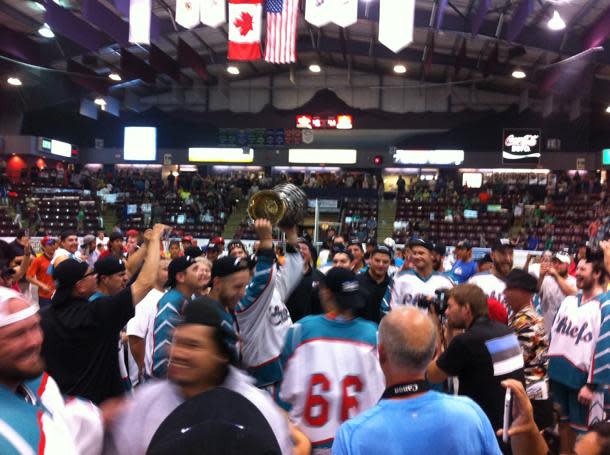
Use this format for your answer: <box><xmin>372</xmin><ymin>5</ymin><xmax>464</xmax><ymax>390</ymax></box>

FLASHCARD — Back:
<box><xmin>502</xmin><ymin>388</ymin><xmax>512</xmax><ymax>444</ymax></box>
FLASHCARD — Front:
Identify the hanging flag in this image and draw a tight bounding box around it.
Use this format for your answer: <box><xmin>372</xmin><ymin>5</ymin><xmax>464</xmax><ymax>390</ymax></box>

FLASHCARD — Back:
<box><xmin>201</xmin><ymin>0</ymin><xmax>226</xmax><ymax>27</ymax></box>
<box><xmin>176</xmin><ymin>0</ymin><xmax>201</xmax><ymax>29</ymax></box>
<box><xmin>129</xmin><ymin>0</ymin><xmax>151</xmax><ymax>44</ymax></box>
<box><xmin>305</xmin><ymin>0</ymin><xmax>332</xmax><ymax>27</ymax></box>
<box><xmin>264</xmin><ymin>0</ymin><xmax>298</xmax><ymax>63</ymax></box>
<box><xmin>332</xmin><ymin>0</ymin><xmax>357</xmax><ymax>28</ymax></box>
<box><xmin>378</xmin><ymin>0</ymin><xmax>415</xmax><ymax>53</ymax></box>
<box><xmin>228</xmin><ymin>0</ymin><xmax>263</xmax><ymax>60</ymax></box>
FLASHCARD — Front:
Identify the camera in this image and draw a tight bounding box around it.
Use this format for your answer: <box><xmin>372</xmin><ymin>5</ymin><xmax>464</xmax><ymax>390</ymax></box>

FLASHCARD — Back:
<box><xmin>415</xmin><ymin>288</ymin><xmax>451</xmax><ymax>315</ymax></box>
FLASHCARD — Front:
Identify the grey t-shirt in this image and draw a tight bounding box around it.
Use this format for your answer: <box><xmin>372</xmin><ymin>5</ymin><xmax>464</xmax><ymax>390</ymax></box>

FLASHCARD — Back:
<box><xmin>539</xmin><ymin>274</ymin><xmax>576</xmax><ymax>335</ymax></box>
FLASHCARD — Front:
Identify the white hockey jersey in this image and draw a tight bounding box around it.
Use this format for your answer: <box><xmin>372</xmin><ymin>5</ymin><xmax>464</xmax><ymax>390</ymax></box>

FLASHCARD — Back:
<box><xmin>548</xmin><ymin>292</ymin><xmax>610</xmax><ymax>390</ymax></box>
<box><xmin>383</xmin><ymin>269</ymin><xmax>454</xmax><ymax>311</ymax></box>
<box><xmin>277</xmin><ymin>315</ymin><xmax>385</xmax><ymax>450</ymax></box>
<box><xmin>468</xmin><ymin>272</ymin><xmax>507</xmax><ymax>304</ymax></box>
<box><xmin>0</xmin><ymin>373</ymin><xmax>103</xmax><ymax>455</ymax></box>
<box><xmin>236</xmin><ymin>246</ymin><xmax>303</xmax><ymax>387</ymax></box>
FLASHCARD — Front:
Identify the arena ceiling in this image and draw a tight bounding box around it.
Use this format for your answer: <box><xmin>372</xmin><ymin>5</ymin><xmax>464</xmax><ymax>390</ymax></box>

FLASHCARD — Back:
<box><xmin>1</xmin><ymin>0</ymin><xmax>610</xmax><ymax>114</ymax></box>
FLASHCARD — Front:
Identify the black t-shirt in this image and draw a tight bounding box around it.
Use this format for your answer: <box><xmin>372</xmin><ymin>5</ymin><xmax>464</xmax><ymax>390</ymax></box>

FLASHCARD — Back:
<box><xmin>40</xmin><ymin>287</ymin><xmax>135</xmax><ymax>404</ymax></box>
<box><xmin>356</xmin><ymin>270</ymin><xmax>389</xmax><ymax>323</ymax></box>
<box><xmin>436</xmin><ymin>316</ymin><xmax>525</xmax><ymax>430</ymax></box>
<box><xmin>285</xmin><ymin>268</ymin><xmax>313</xmax><ymax>322</ymax></box>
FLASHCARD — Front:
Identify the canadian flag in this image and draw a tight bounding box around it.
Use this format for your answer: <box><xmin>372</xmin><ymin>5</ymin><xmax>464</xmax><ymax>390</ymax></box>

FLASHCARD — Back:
<box><xmin>228</xmin><ymin>0</ymin><xmax>262</xmax><ymax>60</ymax></box>
<box><xmin>176</xmin><ymin>0</ymin><xmax>201</xmax><ymax>29</ymax></box>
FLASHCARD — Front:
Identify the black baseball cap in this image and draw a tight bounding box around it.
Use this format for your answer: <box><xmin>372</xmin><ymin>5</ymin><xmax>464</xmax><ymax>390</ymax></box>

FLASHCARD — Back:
<box><xmin>147</xmin><ymin>388</ymin><xmax>282</xmax><ymax>455</ymax></box>
<box><xmin>348</xmin><ymin>239</ymin><xmax>364</xmax><ymax>250</ymax></box>
<box><xmin>165</xmin><ymin>256</ymin><xmax>197</xmax><ymax>288</ymax></box>
<box><xmin>456</xmin><ymin>240</ymin><xmax>472</xmax><ymax>250</ymax></box>
<box><xmin>372</xmin><ymin>245</ymin><xmax>393</xmax><ymax>259</ymax></box>
<box><xmin>184</xmin><ymin>246</ymin><xmax>204</xmax><ymax>259</ymax></box>
<box><xmin>477</xmin><ymin>253</ymin><xmax>492</xmax><ymax>265</ymax></box>
<box><xmin>94</xmin><ymin>256</ymin><xmax>126</xmax><ymax>276</ymax></box>
<box><xmin>331</xmin><ymin>246</ymin><xmax>354</xmax><ymax>262</ymax></box>
<box><xmin>211</xmin><ymin>256</ymin><xmax>250</xmax><ymax>279</ymax></box>
<box><xmin>227</xmin><ymin>240</ymin><xmax>247</xmax><ymax>254</ymax></box>
<box><xmin>206</xmin><ymin>243</ymin><xmax>221</xmax><ymax>254</ymax></box>
<box><xmin>433</xmin><ymin>243</ymin><xmax>446</xmax><ymax>256</ymax></box>
<box><xmin>408</xmin><ymin>238</ymin><xmax>435</xmax><ymax>251</ymax></box>
<box><xmin>492</xmin><ymin>238</ymin><xmax>513</xmax><ymax>251</ymax></box>
<box><xmin>504</xmin><ymin>269</ymin><xmax>537</xmax><ymax>293</ymax></box>
<box><xmin>180</xmin><ymin>297</ymin><xmax>239</xmax><ymax>364</ymax></box>
<box><xmin>321</xmin><ymin>267</ymin><xmax>365</xmax><ymax>310</ymax></box>
<box><xmin>109</xmin><ymin>232</ymin><xmax>123</xmax><ymax>242</ymax></box>
<box><xmin>52</xmin><ymin>258</ymin><xmax>89</xmax><ymax>306</ymax></box>
<box><xmin>366</xmin><ymin>238</ymin><xmax>377</xmax><ymax>246</ymax></box>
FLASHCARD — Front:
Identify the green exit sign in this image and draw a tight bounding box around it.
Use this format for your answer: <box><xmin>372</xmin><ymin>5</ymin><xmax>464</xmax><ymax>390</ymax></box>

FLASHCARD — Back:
<box><xmin>604</xmin><ymin>149</ymin><xmax>610</xmax><ymax>165</ymax></box>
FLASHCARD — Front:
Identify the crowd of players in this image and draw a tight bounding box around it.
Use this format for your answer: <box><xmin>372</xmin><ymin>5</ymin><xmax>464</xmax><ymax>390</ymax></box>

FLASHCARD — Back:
<box><xmin>2</xmin><ymin>197</ymin><xmax>610</xmax><ymax>454</ymax></box>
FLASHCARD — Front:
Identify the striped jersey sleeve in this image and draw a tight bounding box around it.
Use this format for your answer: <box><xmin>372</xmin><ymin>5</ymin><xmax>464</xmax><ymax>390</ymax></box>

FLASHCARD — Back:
<box><xmin>592</xmin><ymin>293</ymin><xmax>610</xmax><ymax>384</ymax></box>
<box><xmin>235</xmin><ymin>251</ymin><xmax>275</xmax><ymax>313</ymax></box>
<box><xmin>151</xmin><ymin>290</ymin><xmax>188</xmax><ymax>378</ymax></box>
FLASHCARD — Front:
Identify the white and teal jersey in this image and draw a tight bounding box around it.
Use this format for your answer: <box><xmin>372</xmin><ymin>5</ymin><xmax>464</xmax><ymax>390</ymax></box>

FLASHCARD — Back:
<box><xmin>468</xmin><ymin>272</ymin><xmax>507</xmax><ymax>304</ymax></box>
<box><xmin>383</xmin><ymin>269</ymin><xmax>454</xmax><ymax>312</ymax></box>
<box><xmin>548</xmin><ymin>292</ymin><xmax>610</xmax><ymax>390</ymax></box>
<box><xmin>0</xmin><ymin>373</ymin><xmax>103</xmax><ymax>455</ymax></box>
<box><xmin>277</xmin><ymin>315</ymin><xmax>384</xmax><ymax>450</ymax></box>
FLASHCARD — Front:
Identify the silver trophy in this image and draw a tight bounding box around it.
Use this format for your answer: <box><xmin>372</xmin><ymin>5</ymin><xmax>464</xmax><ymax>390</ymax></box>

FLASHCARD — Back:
<box><xmin>247</xmin><ymin>183</ymin><xmax>308</xmax><ymax>228</ymax></box>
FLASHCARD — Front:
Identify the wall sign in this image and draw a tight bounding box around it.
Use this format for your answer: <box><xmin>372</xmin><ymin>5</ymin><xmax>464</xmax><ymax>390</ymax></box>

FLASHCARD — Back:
<box><xmin>502</xmin><ymin>129</ymin><xmax>541</xmax><ymax>164</ymax></box>
<box><xmin>576</xmin><ymin>158</ymin><xmax>586</xmax><ymax>170</ymax></box>
<box><xmin>603</xmin><ymin>149</ymin><xmax>610</xmax><ymax>166</ymax></box>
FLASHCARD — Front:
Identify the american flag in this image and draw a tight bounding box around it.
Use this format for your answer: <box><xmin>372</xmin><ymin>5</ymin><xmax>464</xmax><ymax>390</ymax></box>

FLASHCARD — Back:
<box><xmin>264</xmin><ymin>0</ymin><xmax>298</xmax><ymax>64</ymax></box>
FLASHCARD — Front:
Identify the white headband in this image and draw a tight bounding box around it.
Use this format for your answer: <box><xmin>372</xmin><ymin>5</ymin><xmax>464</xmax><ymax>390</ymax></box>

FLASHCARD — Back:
<box><xmin>0</xmin><ymin>288</ymin><xmax>39</xmax><ymax>328</ymax></box>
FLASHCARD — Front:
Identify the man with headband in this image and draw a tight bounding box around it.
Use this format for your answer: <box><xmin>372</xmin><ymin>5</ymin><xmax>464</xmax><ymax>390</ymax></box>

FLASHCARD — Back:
<box><xmin>0</xmin><ymin>287</ymin><xmax>103</xmax><ymax>454</ymax></box>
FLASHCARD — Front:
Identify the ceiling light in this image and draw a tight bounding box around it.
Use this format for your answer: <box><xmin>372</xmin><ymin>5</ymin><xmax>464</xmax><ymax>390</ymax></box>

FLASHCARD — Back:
<box><xmin>227</xmin><ymin>66</ymin><xmax>239</xmax><ymax>75</ymax></box>
<box><xmin>38</xmin><ymin>23</ymin><xmax>54</xmax><ymax>38</ymax></box>
<box><xmin>606</xmin><ymin>106</ymin><xmax>610</xmax><ymax>114</ymax></box>
<box><xmin>94</xmin><ymin>97</ymin><xmax>106</xmax><ymax>107</ymax></box>
<box><xmin>547</xmin><ymin>10</ymin><xmax>566</xmax><ymax>31</ymax></box>
<box><xmin>393</xmin><ymin>64</ymin><xmax>407</xmax><ymax>74</ymax></box>
<box><xmin>512</xmin><ymin>69</ymin><xmax>526</xmax><ymax>79</ymax></box>
<box><xmin>309</xmin><ymin>64</ymin><xmax>321</xmax><ymax>73</ymax></box>
<box><xmin>108</xmin><ymin>73</ymin><xmax>122</xmax><ymax>81</ymax></box>
<box><xmin>7</xmin><ymin>77</ymin><xmax>22</xmax><ymax>86</ymax></box>
<box><xmin>32</xmin><ymin>1</ymin><xmax>46</xmax><ymax>11</ymax></box>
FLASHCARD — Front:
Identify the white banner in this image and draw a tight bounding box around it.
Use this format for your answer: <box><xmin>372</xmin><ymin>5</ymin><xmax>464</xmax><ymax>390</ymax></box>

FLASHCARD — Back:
<box><xmin>176</xmin><ymin>0</ymin><xmax>201</xmax><ymax>29</ymax></box>
<box><xmin>201</xmin><ymin>0</ymin><xmax>226</xmax><ymax>27</ymax></box>
<box><xmin>129</xmin><ymin>0</ymin><xmax>151</xmax><ymax>44</ymax></box>
<box><xmin>305</xmin><ymin>0</ymin><xmax>333</xmax><ymax>27</ymax></box>
<box><xmin>332</xmin><ymin>0</ymin><xmax>358</xmax><ymax>27</ymax></box>
<box><xmin>378</xmin><ymin>0</ymin><xmax>415</xmax><ymax>53</ymax></box>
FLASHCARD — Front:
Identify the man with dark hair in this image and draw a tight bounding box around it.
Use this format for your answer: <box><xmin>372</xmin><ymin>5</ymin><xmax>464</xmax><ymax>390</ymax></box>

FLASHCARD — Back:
<box><xmin>48</xmin><ymin>230</ymin><xmax>79</xmax><ymax>274</ymax></box>
<box><xmin>357</xmin><ymin>245</ymin><xmax>393</xmax><ymax>323</ymax></box>
<box><xmin>8</xmin><ymin>228</ymin><xmax>29</xmax><ymax>266</ymax></box>
<box><xmin>547</xmin><ymin>249</ymin><xmax>610</xmax><ymax>454</ymax></box>
<box><xmin>469</xmin><ymin>238</ymin><xmax>514</xmax><ymax>305</ymax></box>
<box><xmin>151</xmin><ymin>253</ymin><xmax>208</xmax><ymax>378</ymax></box>
<box><xmin>333</xmin><ymin>307</ymin><xmax>503</xmax><ymax>455</ymax></box>
<box><xmin>100</xmin><ymin>232</ymin><xmax>125</xmax><ymax>261</ymax></box>
<box><xmin>277</xmin><ymin>267</ymin><xmax>384</xmax><ymax>453</ymax></box>
<box><xmin>40</xmin><ymin>225</ymin><xmax>165</xmax><ymax>404</ymax></box>
<box><xmin>427</xmin><ymin>283</ymin><xmax>525</xmax><ymax>453</ymax></box>
<box><xmin>347</xmin><ymin>239</ymin><xmax>366</xmax><ymax>273</ymax></box>
<box><xmin>26</xmin><ymin>236</ymin><xmax>57</xmax><ymax>307</ymax></box>
<box><xmin>285</xmin><ymin>238</ymin><xmax>316</xmax><ymax>322</ymax></box>
<box><xmin>504</xmin><ymin>269</ymin><xmax>553</xmax><ymax>430</ymax></box>
<box><xmin>451</xmin><ymin>240</ymin><xmax>477</xmax><ymax>284</ymax></box>
<box><xmin>227</xmin><ymin>239</ymin><xmax>248</xmax><ymax>258</ymax></box>
<box><xmin>538</xmin><ymin>251</ymin><xmax>577</xmax><ymax>335</ymax></box>
<box><xmin>105</xmin><ymin>297</ymin><xmax>295</xmax><ymax>455</ymax></box>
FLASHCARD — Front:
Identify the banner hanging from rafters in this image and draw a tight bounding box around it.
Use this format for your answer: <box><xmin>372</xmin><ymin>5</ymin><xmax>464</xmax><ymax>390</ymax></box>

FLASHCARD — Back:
<box><xmin>378</xmin><ymin>0</ymin><xmax>415</xmax><ymax>53</ymax></box>
<box><xmin>176</xmin><ymin>0</ymin><xmax>201</xmax><ymax>29</ymax></box>
<box><xmin>129</xmin><ymin>0</ymin><xmax>151</xmax><ymax>44</ymax></box>
<box><xmin>201</xmin><ymin>0</ymin><xmax>227</xmax><ymax>27</ymax></box>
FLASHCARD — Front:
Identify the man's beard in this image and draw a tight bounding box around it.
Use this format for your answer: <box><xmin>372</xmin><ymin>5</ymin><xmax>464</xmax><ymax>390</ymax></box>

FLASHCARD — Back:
<box><xmin>0</xmin><ymin>358</ymin><xmax>45</xmax><ymax>384</ymax></box>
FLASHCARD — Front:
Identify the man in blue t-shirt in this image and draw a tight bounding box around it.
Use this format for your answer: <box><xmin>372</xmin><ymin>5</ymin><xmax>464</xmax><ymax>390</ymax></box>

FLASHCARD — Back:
<box><xmin>450</xmin><ymin>240</ymin><xmax>477</xmax><ymax>284</ymax></box>
<box><xmin>332</xmin><ymin>306</ymin><xmax>502</xmax><ymax>455</ymax></box>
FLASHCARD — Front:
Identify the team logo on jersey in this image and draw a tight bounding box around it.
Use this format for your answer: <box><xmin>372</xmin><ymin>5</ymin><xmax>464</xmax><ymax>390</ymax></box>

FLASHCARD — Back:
<box><xmin>269</xmin><ymin>304</ymin><xmax>290</xmax><ymax>326</ymax></box>
<box><xmin>554</xmin><ymin>317</ymin><xmax>594</xmax><ymax>345</ymax></box>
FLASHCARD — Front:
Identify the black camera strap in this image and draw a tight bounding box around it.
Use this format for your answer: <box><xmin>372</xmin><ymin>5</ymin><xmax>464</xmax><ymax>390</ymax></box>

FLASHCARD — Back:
<box><xmin>381</xmin><ymin>381</ymin><xmax>430</xmax><ymax>400</ymax></box>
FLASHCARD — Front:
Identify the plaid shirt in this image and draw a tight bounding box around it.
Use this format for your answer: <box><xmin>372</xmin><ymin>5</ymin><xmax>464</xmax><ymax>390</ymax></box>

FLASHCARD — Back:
<box><xmin>509</xmin><ymin>305</ymin><xmax>549</xmax><ymax>389</ymax></box>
